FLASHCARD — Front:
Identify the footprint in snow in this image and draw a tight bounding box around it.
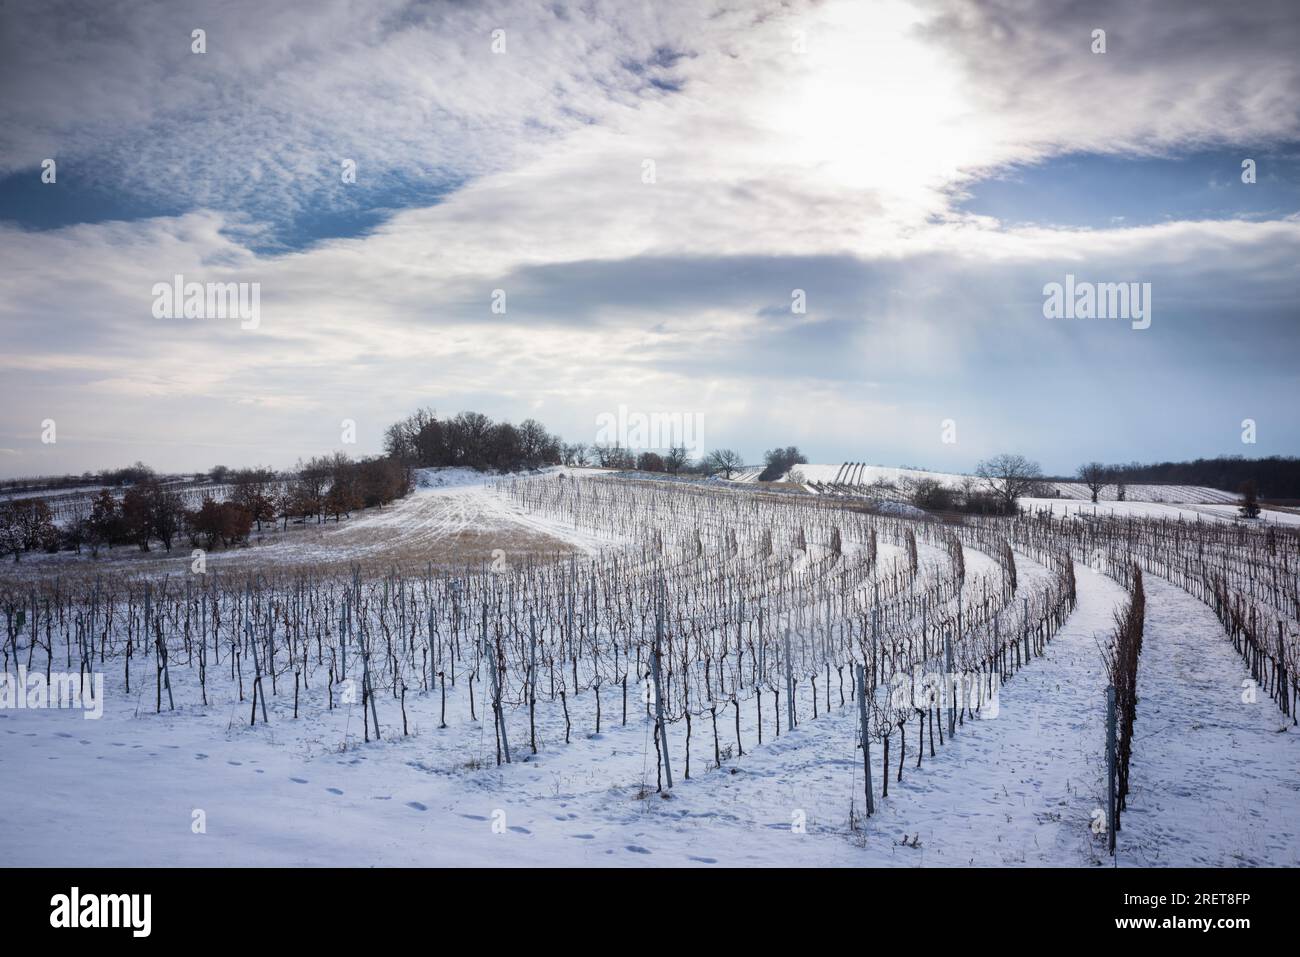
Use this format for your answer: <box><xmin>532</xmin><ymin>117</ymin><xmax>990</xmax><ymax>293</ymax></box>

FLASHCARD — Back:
<box><xmin>625</xmin><ymin>845</ymin><xmax>651</xmax><ymax>855</ymax></box>
<box><xmin>290</xmin><ymin>777</ymin><xmax>308</xmax><ymax>784</ymax></box>
<box><xmin>407</xmin><ymin>801</ymin><xmax>428</xmax><ymax>811</ymax></box>
<box><xmin>195</xmin><ymin>753</ymin><xmax>208</xmax><ymax>760</ymax></box>
<box><xmin>460</xmin><ymin>814</ymin><xmax>488</xmax><ymax>821</ymax></box>
<box><xmin>688</xmin><ymin>856</ymin><xmax>718</xmax><ymax>864</ymax></box>
<box><xmin>508</xmin><ymin>826</ymin><xmax>530</xmax><ymax>834</ymax></box>
<box><xmin>227</xmin><ymin>760</ymin><xmax>242</xmax><ymax>766</ymax></box>
<box><xmin>326</xmin><ymin>788</ymin><xmax>344</xmax><ymax>795</ymax></box>
<box><xmin>55</xmin><ymin>731</ymin><xmax>74</xmax><ymax>738</ymax></box>
<box><xmin>572</xmin><ymin>834</ymin><xmax>595</xmax><ymax>840</ymax></box>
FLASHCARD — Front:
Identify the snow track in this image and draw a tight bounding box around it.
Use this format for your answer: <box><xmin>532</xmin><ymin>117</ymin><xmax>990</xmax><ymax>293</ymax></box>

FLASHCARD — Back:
<box><xmin>1117</xmin><ymin>574</ymin><xmax>1300</xmax><ymax>866</ymax></box>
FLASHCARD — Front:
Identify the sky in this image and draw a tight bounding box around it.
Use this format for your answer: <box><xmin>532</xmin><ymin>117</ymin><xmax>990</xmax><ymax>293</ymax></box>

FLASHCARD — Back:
<box><xmin>1</xmin><ymin>0</ymin><xmax>1298</xmax><ymax>478</ymax></box>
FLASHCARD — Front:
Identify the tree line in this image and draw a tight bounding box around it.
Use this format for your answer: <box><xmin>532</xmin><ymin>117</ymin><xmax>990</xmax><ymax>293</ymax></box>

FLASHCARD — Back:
<box><xmin>0</xmin><ymin>461</ymin><xmax>159</xmax><ymax>496</ymax></box>
<box><xmin>579</xmin><ymin>444</ymin><xmax>753</xmax><ymax>478</ymax></box>
<box><xmin>381</xmin><ymin>406</ymin><xmax>775</xmax><ymax>483</ymax></box>
<box><xmin>1070</xmin><ymin>455</ymin><xmax>1300</xmax><ymax>501</ymax></box>
<box><xmin>383</xmin><ymin>408</ymin><xmax>565</xmax><ymax>471</ymax></box>
<box><xmin>0</xmin><ymin>454</ymin><xmax>408</xmax><ymax>562</ymax></box>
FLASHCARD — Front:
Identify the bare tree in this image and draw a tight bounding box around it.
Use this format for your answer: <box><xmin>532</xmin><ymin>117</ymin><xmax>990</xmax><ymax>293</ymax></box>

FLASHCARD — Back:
<box><xmin>664</xmin><ymin>445</ymin><xmax>688</xmax><ymax>474</ymax></box>
<box><xmin>1239</xmin><ymin>479</ymin><xmax>1262</xmax><ymax>519</ymax></box>
<box><xmin>517</xmin><ymin>419</ymin><xmax>550</xmax><ymax>469</ymax></box>
<box><xmin>148</xmin><ymin>483</ymin><xmax>186</xmax><ymax>551</ymax></box>
<box><xmin>1113</xmin><ymin>470</ymin><xmax>1128</xmax><ymax>502</ymax></box>
<box><xmin>976</xmin><ymin>453</ymin><xmax>1042</xmax><ymax>514</ymax></box>
<box><xmin>704</xmin><ymin>448</ymin><xmax>744</xmax><ymax>478</ymax></box>
<box><xmin>1077</xmin><ymin>461</ymin><xmax>1110</xmax><ymax>503</ymax></box>
<box><xmin>230</xmin><ymin>467</ymin><xmax>278</xmax><ymax>530</ymax></box>
<box><xmin>0</xmin><ymin>503</ymin><xmax>21</xmax><ymax>562</ymax></box>
<box><xmin>592</xmin><ymin>443</ymin><xmax>633</xmax><ymax>469</ymax></box>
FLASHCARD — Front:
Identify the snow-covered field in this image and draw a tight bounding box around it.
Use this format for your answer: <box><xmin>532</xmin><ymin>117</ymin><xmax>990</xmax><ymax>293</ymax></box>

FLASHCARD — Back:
<box><xmin>1042</xmin><ymin>482</ymin><xmax>1239</xmax><ymax>505</ymax></box>
<box><xmin>2</xmin><ymin>472</ymin><xmax>1297</xmax><ymax>868</ymax></box>
<box><xmin>5</xmin><ymin>467</ymin><xmax>616</xmax><ymax>580</ymax></box>
<box><xmin>1022</xmin><ymin>498</ymin><xmax>1300</xmax><ymax>526</ymax></box>
<box><xmin>737</xmin><ymin>462</ymin><xmax>1245</xmax><ymax>508</ymax></box>
<box><xmin>1119</xmin><ymin>575</ymin><xmax>1300</xmax><ymax>866</ymax></box>
<box><xmin>741</xmin><ymin>462</ymin><xmax>972</xmax><ymax>490</ymax></box>
<box><xmin>0</xmin><ymin>483</ymin><xmax>109</xmax><ymax>501</ymax></box>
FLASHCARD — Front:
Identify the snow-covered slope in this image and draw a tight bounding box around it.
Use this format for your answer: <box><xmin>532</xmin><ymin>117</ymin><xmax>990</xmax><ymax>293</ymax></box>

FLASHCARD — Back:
<box><xmin>1021</xmin><ymin>498</ymin><xmax>1300</xmax><ymax>526</ymax></box>
<box><xmin>1040</xmin><ymin>481</ymin><xmax>1238</xmax><ymax>505</ymax></box>
<box><xmin>770</xmin><ymin>463</ymin><xmax>971</xmax><ymax>490</ymax></box>
<box><xmin>733</xmin><ymin>462</ymin><xmax>1242</xmax><ymax>507</ymax></box>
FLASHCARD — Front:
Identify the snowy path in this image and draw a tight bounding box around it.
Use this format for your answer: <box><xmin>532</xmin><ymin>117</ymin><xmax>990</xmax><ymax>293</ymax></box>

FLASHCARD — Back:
<box><xmin>859</xmin><ymin>562</ymin><xmax>1125</xmax><ymax>864</ymax></box>
<box><xmin>1117</xmin><ymin>574</ymin><xmax>1300</xmax><ymax>866</ymax></box>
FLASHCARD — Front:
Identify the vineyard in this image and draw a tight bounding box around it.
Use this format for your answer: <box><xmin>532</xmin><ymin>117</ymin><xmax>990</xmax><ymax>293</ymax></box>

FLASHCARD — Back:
<box><xmin>2</xmin><ymin>472</ymin><xmax>1297</xmax><ymax>866</ymax></box>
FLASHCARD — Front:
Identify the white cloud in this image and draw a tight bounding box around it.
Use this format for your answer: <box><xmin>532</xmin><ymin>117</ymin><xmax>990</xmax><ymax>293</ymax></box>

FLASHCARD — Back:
<box><xmin>1</xmin><ymin>0</ymin><xmax>1298</xmax><ymax>475</ymax></box>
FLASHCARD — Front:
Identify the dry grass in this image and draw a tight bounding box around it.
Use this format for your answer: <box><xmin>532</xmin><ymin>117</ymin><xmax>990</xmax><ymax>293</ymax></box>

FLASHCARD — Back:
<box><xmin>0</xmin><ymin>489</ymin><xmax>585</xmax><ymax>586</ymax></box>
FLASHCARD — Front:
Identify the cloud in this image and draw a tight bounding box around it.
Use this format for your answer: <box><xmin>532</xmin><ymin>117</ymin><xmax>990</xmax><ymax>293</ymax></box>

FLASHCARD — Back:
<box><xmin>0</xmin><ymin>0</ymin><xmax>783</xmax><ymax>225</ymax></box>
<box><xmin>922</xmin><ymin>0</ymin><xmax>1300</xmax><ymax>149</ymax></box>
<box><xmin>0</xmin><ymin>0</ymin><xmax>1297</xmax><ymax>477</ymax></box>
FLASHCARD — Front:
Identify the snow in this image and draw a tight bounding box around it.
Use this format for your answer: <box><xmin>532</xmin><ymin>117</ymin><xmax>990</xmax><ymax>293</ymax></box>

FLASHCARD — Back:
<box><xmin>0</xmin><ymin>548</ymin><xmax>1134</xmax><ymax>867</ymax></box>
<box><xmin>736</xmin><ymin>463</ymin><xmax>1247</xmax><ymax>510</ymax></box>
<box><xmin>0</xmin><ymin>484</ymin><xmax>108</xmax><ymax>502</ymax></box>
<box><xmin>1042</xmin><ymin>482</ymin><xmax>1238</xmax><ymax>505</ymax></box>
<box><xmin>872</xmin><ymin>500</ymin><xmax>927</xmax><ymax>519</ymax></box>
<box><xmin>736</xmin><ymin>559</ymin><xmax>1129</xmax><ymax>866</ymax></box>
<box><xmin>2</xmin><ymin>478</ymin><xmax>1296</xmax><ymax>868</ymax></box>
<box><xmin>1022</xmin><ymin>498</ymin><xmax>1300</xmax><ymax>526</ymax></box>
<box><xmin>5</xmin><ymin>467</ymin><xmax>619</xmax><ymax>577</ymax></box>
<box><xmin>1117</xmin><ymin>575</ymin><xmax>1300</xmax><ymax>866</ymax></box>
<box><xmin>412</xmin><ymin>466</ymin><xmax>497</xmax><ymax>489</ymax></box>
<box><xmin>411</xmin><ymin>465</ymin><xmax>606</xmax><ymax>490</ymax></box>
<box><xmin>758</xmin><ymin>463</ymin><xmax>972</xmax><ymax>490</ymax></box>
<box><xmin>8</xmin><ymin>546</ymin><xmax>1123</xmax><ymax>867</ymax></box>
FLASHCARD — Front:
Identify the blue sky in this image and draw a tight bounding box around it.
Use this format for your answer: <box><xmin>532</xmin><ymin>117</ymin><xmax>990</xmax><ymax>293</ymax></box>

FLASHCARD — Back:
<box><xmin>0</xmin><ymin>160</ymin><xmax>463</xmax><ymax>253</ymax></box>
<box><xmin>958</xmin><ymin>148</ymin><xmax>1300</xmax><ymax>229</ymax></box>
<box><xmin>5</xmin><ymin>147</ymin><xmax>1295</xmax><ymax>251</ymax></box>
<box><xmin>1</xmin><ymin>0</ymin><xmax>1298</xmax><ymax>478</ymax></box>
